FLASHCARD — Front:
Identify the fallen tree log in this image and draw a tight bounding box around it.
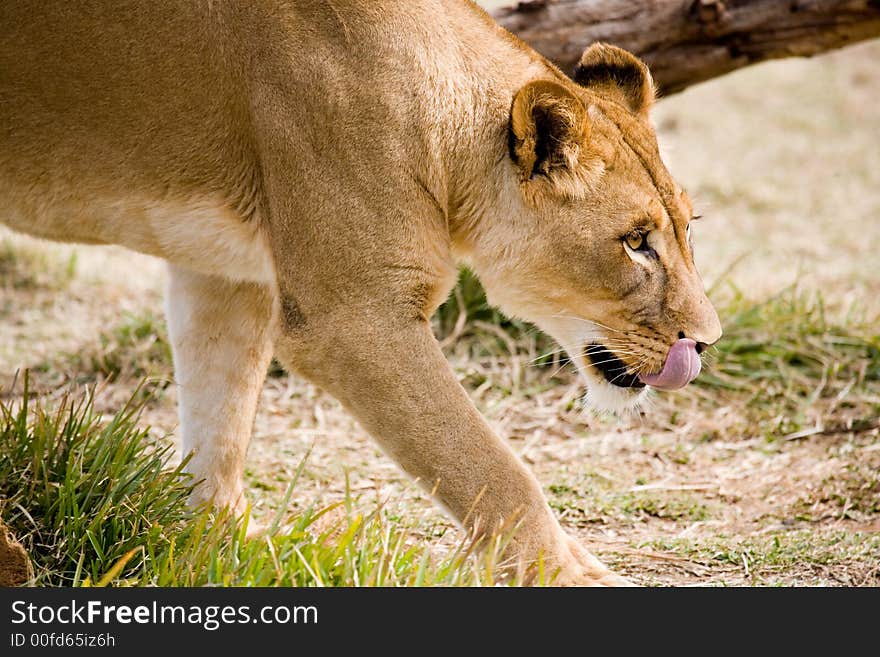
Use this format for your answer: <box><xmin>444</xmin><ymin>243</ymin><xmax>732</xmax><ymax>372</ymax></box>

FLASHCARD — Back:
<box><xmin>493</xmin><ymin>0</ymin><xmax>880</xmax><ymax>94</ymax></box>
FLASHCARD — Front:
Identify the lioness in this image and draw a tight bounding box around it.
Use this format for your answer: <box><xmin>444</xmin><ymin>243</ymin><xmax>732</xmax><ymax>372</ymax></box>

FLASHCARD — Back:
<box><xmin>0</xmin><ymin>1</ymin><xmax>721</xmax><ymax>585</ymax></box>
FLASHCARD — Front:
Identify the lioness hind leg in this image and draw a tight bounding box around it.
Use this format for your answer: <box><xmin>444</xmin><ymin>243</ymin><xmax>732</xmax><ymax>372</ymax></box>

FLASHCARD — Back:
<box><xmin>165</xmin><ymin>265</ymin><xmax>276</xmax><ymax>515</ymax></box>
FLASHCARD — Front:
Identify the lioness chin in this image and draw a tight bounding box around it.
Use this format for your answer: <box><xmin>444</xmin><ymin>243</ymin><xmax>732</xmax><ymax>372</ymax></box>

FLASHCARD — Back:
<box><xmin>1</xmin><ymin>1</ymin><xmax>721</xmax><ymax>586</ymax></box>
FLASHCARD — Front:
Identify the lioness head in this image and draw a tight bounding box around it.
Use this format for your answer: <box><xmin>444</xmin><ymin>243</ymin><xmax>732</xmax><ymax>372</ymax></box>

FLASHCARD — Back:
<box><xmin>468</xmin><ymin>43</ymin><xmax>722</xmax><ymax>412</ymax></box>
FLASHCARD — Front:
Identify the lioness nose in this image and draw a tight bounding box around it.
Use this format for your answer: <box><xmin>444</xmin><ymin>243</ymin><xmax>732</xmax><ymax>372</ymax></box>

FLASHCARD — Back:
<box><xmin>677</xmin><ymin>330</ymin><xmax>718</xmax><ymax>354</ymax></box>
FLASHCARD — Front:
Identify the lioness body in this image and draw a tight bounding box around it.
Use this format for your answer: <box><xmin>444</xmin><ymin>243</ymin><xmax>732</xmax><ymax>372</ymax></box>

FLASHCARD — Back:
<box><xmin>1</xmin><ymin>1</ymin><xmax>720</xmax><ymax>585</ymax></box>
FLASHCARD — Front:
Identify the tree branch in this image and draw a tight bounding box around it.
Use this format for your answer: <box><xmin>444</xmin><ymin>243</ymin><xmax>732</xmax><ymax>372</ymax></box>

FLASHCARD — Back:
<box><xmin>493</xmin><ymin>0</ymin><xmax>880</xmax><ymax>94</ymax></box>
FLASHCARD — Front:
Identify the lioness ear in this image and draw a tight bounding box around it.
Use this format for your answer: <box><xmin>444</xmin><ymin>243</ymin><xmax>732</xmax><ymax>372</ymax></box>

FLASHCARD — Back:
<box><xmin>573</xmin><ymin>43</ymin><xmax>654</xmax><ymax>116</ymax></box>
<box><xmin>509</xmin><ymin>79</ymin><xmax>590</xmax><ymax>181</ymax></box>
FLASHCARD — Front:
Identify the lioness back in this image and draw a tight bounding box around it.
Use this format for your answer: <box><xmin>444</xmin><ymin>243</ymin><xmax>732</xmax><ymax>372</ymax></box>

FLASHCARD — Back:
<box><xmin>0</xmin><ymin>0</ymin><xmax>529</xmax><ymax>284</ymax></box>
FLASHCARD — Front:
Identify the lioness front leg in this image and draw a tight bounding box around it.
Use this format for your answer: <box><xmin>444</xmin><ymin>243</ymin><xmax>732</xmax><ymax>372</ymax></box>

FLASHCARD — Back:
<box><xmin>275</xmin><ymin>302</ymin><xmax>629</xmax><ymax>586</ymax></box>
<box><xmin>166</xmin><ymin>266</ymin><xmax>276</xmax><ymax>514</ymax></box>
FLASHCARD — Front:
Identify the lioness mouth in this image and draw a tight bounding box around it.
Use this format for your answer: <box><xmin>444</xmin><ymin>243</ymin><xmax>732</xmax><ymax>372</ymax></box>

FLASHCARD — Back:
<box><xmin>585</xmin><ymin>343</ymin><xmax>645</xmax><ymax>389</ymax></box>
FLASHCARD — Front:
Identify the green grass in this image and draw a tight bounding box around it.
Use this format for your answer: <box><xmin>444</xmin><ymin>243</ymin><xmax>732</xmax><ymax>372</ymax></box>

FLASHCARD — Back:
<box><xmin>434</xmin><ymin>268</ymin><xmax>558</xmax><ymax>362</ymax></box>
<box><xmin>434</xmin><ymin>268</ymin><xmax>522</xmax><ymax>340</ymax></box>
<box><xmin>694</xmin><ymin>285</ymin><xmax>880</xmax><ymax>439</ymax></box>
<box><xmin>72</xmin><ymin>311</ymin><xmax>173</xmax><ymax>382</ymax></box>
<box><xmin>0</xmin><ymin>377</ymin><xmax>191</xmax><ymax>585</ymax></box>
<box><xmin>0</xmin><ymin>238</ymin><xmax>76</xmax><ymax>292</ymax></box>
<box><xmin>616</xmin><ymin>492</ymin><xmax>710</xmax><ymax>522</ymax></box>
<box><xmin>644</xmin><ymin>530</ymin><xmax>880</xmax><ymax>586</ymax></box>
<box><xmin>0</xmin><ymin>377</ymin><xmax>513</xmax><ymax>587</ymax></box>
<box><xmin>701</xmin><ymin>286</ymin><xmax>879</xmax><ymax>390</ymax></box>
<box><xmin>790</xmin><ymin>461</ymin><xmax>880</xmax><ymax>522</ymax></box>
<box><xmin>548</xmin><ymin>482</ymin><xmax>712</xmax><ymax>525</ymax></box>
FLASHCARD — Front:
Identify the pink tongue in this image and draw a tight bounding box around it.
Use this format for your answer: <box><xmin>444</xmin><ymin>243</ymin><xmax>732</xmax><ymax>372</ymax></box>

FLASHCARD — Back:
<box><xmin>639</xmin><ymin>338</ymin><xmax>702</xmax><ymax>391</ymax></box>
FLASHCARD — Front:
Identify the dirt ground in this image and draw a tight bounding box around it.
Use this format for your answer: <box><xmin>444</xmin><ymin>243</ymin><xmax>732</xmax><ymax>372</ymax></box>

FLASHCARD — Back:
<box><xmin>2</xmin><ymin>36</ymin><xmax>878</xmax><ymax>586</ymax></box>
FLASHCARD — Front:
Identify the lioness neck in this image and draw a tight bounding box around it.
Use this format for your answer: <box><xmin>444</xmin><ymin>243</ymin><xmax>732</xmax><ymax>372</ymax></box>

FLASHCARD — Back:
<box><xmin>241</xmin><ymin>0</ymin><xmax>553</xmax><ymax>238</ymax></box>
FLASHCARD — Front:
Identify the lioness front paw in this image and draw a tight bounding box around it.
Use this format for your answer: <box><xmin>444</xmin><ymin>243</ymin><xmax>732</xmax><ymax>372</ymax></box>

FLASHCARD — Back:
<box><xmin>550</xmin><ymin>535</ymin><xmax>637</xmax><ymax>587</ymax></box>
<box><xmin>189</xmin><ymin>488</ymin><xmax>264</xmax><ymax>538</ymax></box>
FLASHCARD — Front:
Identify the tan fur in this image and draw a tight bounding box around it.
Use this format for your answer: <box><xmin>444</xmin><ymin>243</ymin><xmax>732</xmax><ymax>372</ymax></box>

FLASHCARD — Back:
<box><xmin>0</xmin><ymin>1</ymin><xmax>720</xmax><ymax>585</ymax></box>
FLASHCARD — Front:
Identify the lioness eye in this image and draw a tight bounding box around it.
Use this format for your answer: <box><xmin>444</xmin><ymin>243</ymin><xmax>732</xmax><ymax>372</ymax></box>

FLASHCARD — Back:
<box><xmin>625</xmin><ymin>233</ymin><xmax>645</xmax><ymax>251</ymax></box>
